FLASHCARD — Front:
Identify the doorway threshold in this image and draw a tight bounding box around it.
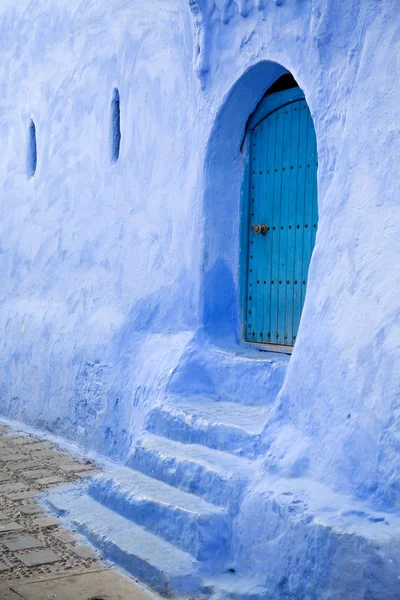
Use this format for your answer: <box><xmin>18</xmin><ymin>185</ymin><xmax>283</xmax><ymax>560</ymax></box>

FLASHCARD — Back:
<box><xmin>249</xmin><ymin>342</ymin><xmax>293</xmax><ymax>355</ymax></box>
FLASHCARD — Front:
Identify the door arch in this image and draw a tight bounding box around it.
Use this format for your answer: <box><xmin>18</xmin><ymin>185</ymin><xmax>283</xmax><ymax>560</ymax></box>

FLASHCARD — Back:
<box><xmin>243</xmin><ymin>79</ymin><xmax>318</xmax><ymax>349</ymax></box>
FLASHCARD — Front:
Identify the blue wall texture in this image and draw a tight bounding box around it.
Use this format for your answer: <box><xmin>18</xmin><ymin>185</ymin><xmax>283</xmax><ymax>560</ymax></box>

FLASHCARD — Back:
<box><xmin>0</xmin><ymin>1</ymin><xmax>399</xmax><ymax>597</ymax></box>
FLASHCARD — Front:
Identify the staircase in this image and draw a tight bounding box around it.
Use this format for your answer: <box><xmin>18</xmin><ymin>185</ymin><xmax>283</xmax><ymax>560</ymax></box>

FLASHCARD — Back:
<box><xmin>43</xmin><ymin>336</ymin><xmax>286</xmax><ymax>600</ymax></box>
<box><xmin>43</xmin><ymin>349</ymin><xmax>400</xmax><ymax>599</ymax></box>
<box><xmin>46</xmin><ymin>391</ymin><xmax>272</xmax><ymax>597</ymax></box>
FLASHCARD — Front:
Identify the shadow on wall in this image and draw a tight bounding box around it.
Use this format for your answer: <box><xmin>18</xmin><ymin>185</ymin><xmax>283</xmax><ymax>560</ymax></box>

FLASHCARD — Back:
<box><xmin>203</xmin><ymin>259</ymin><xmax>236</xmax><ymax>339</ymax></box>
<box><xmin>201</xmin><ymin>60</ymin><xmax>288</xmax><ymax>346</ymax></box>
<box><xmin>113</xmin><ymin>267</ymin><xmax>197</xmax><ymax>345</ymax></box>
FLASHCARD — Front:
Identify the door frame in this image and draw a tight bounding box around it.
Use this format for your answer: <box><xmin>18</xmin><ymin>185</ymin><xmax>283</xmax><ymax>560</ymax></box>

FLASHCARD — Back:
<box><xmin>239</xmin><ymin>86</ymin><xmax>307</xmax><ymax>353</ymax></box>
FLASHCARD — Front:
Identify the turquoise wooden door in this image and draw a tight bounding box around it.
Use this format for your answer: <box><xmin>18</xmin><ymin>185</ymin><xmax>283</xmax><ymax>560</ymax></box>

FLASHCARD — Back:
<box><xmin>244</xmin><ymin>87</ymin><xmax>318</xmax><ymax>347</ymax></box>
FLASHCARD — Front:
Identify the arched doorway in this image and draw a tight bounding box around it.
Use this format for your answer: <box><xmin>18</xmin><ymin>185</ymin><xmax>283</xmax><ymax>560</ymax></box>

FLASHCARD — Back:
<box><xmin>242</xmin><ymin>75</ymin><xmax>318</xmax><ymax>350</ymax></box>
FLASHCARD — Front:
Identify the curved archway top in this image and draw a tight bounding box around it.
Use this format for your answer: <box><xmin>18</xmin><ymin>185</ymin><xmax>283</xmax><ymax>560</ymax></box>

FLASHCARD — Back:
<box><xmin>206</xmin><ymin>61</ymin><xmax>288</xmax><ymax>163</ymax></box>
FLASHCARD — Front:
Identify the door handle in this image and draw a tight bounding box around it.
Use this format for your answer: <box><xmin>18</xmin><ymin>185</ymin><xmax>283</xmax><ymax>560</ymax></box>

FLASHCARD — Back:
<box><xmin>251</xmin><ymin>223</ymin><xmax>267</xmax><ymax>235</ymax></box>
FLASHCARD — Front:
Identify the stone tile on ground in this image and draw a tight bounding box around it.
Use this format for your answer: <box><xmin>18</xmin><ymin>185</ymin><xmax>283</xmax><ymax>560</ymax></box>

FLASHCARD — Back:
<box><xmin>4</xmin><ymin>440</ymin><xmax>30</xmax><ymax>448</ymax></box>
<box><xmin>0</xmin><ymin>455</ymin><xmax>26</xmax><ymax>462</ymax></box>
<box><xmin>0</xmin><ymin>588</ymin><xmax>17</xmax><ymax>600</ymax></box>
<box><xmin>22</xmin><ymin>470</ymin><xmax>55</xmax><ymax>480</ymax></box>
<box><xmin>6</xmin><ymin>438</ymin><xmax>36</xmax><ymax>446</ymax></box>
<box><xmin>0</xmin><ymin>561</ymin><xmax>9</xmax><ymax>572</ymax></box>
<box><xmin>26</xmin><ymin>442</ymin><xmax>53</xmax><ymax>451</ymax></box>
<box><xmin>0</xmin><ymin>523</ymin><xmax>24</xmax><ymax>533</ymax></box>
<box><xmin>9</xmin><ymin>462</ymin><xmax>42</xmax><ymax>472</ymax></box>
<box><xmin>51</xmin><ymin>530</ymin><xmax>76</xmax><ymax>543</ymax></box>
<box><xmin>34</xmin><ymin>450</ymin><xmax>70</xmax><ymax>460</ymax></box>
<box><xmin>0</xmin><ymin>484</ymin><xmax>26</xmax><ymax>494</ymax></box>
<box><xmin>11</xmin><ymin>568</ymin><xmax>156</xmax><ymax>600</ymax></box>
<box><xmin>3</xmin><ymin>536</ymin><xmax>43</xmax><ymax>551</ymax></box>
<box><xmin>0</xmin><ymin>589</ymin><xmax>20</xmax><ymax>600</ymax></box>
<box><xmin>7</xmin><ymin>440</ymin><xmax>32</xmax><ymax>446</ymax></box>
<box><xmin>6</xmin><ymin>491</ymin><xmax>38</xmax><ymax>501</ymax></box>
<box><xmin>0</xmin><ymin>475</ymin><xmax>13</xmax><ymax>483</ymax></box>
<box><xmin>71</xmin><ymin>545</ymin><xmax>98</xmax><ymax>560</ymax></box>
<box><xmin>16</xmin><ymin>549</ymin><xmax>61</xmax><ymax>567</ymax></box>
<box><xmin>18</xmin><ymin>505</ymin><xmax>43</xmax><ymax>516</ymax></box>
<box><xmin>32</xmin><ymin>517</ymin><xmax>60</xmax><ymax>529</ymax></box>
<box><xmin>36</xmin><ymin>476</ymin><xmax>65</xmax><ymax>486</ymax></box>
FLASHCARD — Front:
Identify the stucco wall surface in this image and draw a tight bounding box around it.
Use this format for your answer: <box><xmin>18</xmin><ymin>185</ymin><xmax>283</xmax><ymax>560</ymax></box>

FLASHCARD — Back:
<box><xmin>0</xmin><ymin>0</ymin><xmax>399</xmax><ymax>569</ymax></box>
<box><xmin>0</xmin><ymin>0</ymin><xmax>201</xmax><ymax>462</ymax></box>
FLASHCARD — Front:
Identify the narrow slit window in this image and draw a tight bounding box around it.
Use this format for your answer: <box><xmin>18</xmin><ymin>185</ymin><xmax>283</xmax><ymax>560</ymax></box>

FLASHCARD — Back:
<box><xmin>27</xmin><ymin>119</ymin><xmax>37</xmax><ymax>178</ymax></box>
<box><xmin>110</xmin><ymin>88</ymin><xmax>121</xmax><ymax>163</ymax></box>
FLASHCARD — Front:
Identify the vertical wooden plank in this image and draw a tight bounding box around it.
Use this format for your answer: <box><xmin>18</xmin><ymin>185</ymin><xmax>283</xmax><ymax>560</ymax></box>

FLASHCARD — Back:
<box><xmin>246</xmin><ymin>128</ymin><xmax>254</xmax><ymax>342</ymax></box>
<box><xmin>284</xmin><ymin>101</ymin><xmax>299</xmax><ymax>346</ymax></box>
<box><xmin>293</xmin><ymin>100</ymin><xmax>307</xmax><ymax>341</ymax></box>
<box><xmin>291</xmin><ymin>101</ymin><xmax>302</xmax><ymax>342</ymax></box>
<box><xmin>250</xmin><ymin>128</ymin><xmax>257</xmax><ymax>342</ymax></box>
<box><xmin>248</xmin><ymin>127</ymin><xmax>258</xmax><ymax>341</ymax></box>
<box><xmin>257</xmin><ymin>118</ymin><xmax>270</xmax><ymax>344</ymax></box>
<box><xmin>301</xmin><ymin>107</ymin><xmax>313</xmax><ymax>308</ymax></box>
<box><xmin>270</xmin><ymin>106</ymin><xmax>284</xmax><ymax>345</ymax></box>
<box><xmin>278</xmin><ymin>104</ymin><xmax>292</xmax><ymax>346</ymax></box>
<box><xmin>263</xmin><ymin>112</ymin><xmax>276</xmax><ymax>345</ymax></box>
<box><xmin>254</xmin><ymin>124</ymin><xmax>264</xmax><ymax>343</ymax></box>
<box><xmin>258</xmin><ymin>121</ymin><xmax>268</xmax><ymax>343</ymax></box>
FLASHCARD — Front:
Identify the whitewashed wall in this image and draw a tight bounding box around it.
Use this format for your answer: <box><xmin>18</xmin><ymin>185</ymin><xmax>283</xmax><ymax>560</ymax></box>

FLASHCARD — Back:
<box><xmin>0</xmin><ymin>0</ymin><xmax>399</xmax><ymax>517</ymax></box>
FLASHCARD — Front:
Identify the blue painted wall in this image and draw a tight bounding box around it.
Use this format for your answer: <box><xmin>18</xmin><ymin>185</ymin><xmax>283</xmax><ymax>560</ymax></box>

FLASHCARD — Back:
<box><xmin>0</xmin><ymin>0</ymin><xmax>399</xmax><ymax>545</ymax></box>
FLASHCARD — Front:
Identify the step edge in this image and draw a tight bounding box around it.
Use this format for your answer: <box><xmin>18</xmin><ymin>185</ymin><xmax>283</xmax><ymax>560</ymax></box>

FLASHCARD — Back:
<box><xmin>87</xmin><ymin>472</ymin><xmax>231</xmax><ymax>561</ymax></box>
<box><xmin>50</xmin><ymin>490</ymin><xmax>203</xmax><ymax>570</ymax></box>
<box><xmin>76</xmin><ymin>514</ymin><xmax>206</xmax><ymax>598</ymax></box>
<box><xmin>89</xmin><ymin>468</ymin><xmax>227</xmax><ymax>516</ymax></box>
<box><xmin>135</xmin><ymin>433</ymin><xmax>258</xmax><ymax>471</ymax></box>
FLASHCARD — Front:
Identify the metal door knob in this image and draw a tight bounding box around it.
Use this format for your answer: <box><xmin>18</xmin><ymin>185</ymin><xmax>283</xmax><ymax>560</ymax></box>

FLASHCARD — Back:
<box><xmin>251</xmin><ymin>223</ymin><xmax>267</xmax><ymax>235</ymax></box>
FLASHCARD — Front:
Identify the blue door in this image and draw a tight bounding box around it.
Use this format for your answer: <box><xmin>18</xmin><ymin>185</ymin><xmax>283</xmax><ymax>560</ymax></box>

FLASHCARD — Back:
<box><xmin>244</xmin><ymin>87</ymin><xmax>318</xmax><ymax>347</ymax></box>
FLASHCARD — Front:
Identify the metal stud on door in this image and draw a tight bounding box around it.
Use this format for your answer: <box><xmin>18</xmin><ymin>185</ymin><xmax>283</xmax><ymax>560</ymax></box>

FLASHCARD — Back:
<box><xmin>245</xmin><ymin>88</ymin><xmax>318</xmax><ymax>347</ymax></box>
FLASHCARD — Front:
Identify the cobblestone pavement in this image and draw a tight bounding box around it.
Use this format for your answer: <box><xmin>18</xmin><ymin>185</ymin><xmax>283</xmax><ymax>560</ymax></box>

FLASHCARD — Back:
<box><xmin>0</xmin><ymin>422</ymin><xmax>158</xmax><ymax>600</ymax></box>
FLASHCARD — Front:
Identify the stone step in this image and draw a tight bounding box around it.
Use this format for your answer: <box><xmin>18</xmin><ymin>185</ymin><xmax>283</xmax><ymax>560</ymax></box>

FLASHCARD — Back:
<box><xmin>167</xmin><ymin>343</ymin><xmax>288</xmax><ymax>406</ymax></box>
<box><xmin>87</xmin><ymin>467</ymin><xmax>230</xmax><ymax>562</ymax></box>
<box><xmin>129</xmin><ymin>433</ymin><xmax>256</xmax><ymax>509</ymax></box>
<box><xmin>146</xmin><ymin>398</ymin><xmax>271</xmax><ymax>457</ymax></box>
<box><xmin>44</xmin><ymin>489</ymin><xmax>210</xmax><ymax>598</ymax></box>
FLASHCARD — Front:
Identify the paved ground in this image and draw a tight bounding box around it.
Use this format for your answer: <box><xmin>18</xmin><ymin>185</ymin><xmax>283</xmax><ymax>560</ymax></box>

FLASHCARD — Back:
<box><xmin>0</xmin><ymin>422</ymin><xmax>158</xmax><ymax>600</ymax></box>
